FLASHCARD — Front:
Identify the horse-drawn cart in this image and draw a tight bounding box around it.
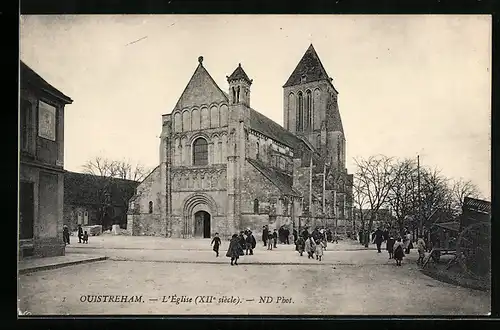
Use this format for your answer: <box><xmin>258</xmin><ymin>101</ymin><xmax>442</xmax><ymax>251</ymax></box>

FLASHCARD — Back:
<box><xmin>423</xmin><ymin>197</ymin><xmax>491</xmax><ymax>280</ymax></box>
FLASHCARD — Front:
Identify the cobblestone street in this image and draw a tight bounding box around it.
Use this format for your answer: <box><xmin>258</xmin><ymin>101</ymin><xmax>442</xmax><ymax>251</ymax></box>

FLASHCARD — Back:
<box><xmin>18</xmin><ymin>236</ymin><xmax>490</xmax><ymax>315</ymax></box>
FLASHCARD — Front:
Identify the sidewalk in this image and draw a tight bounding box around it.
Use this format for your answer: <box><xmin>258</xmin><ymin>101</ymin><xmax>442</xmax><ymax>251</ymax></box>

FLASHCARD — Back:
<box><xmin>18</xmin><ymin>253</ymin><xmax>108</xmax><ymax>275</ymax></box>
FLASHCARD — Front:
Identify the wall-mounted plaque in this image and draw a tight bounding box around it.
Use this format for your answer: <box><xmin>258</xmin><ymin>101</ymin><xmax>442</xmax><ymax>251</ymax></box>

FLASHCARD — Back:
<box><xmin>38</xmin><ymin>100</ymin><xmax>56</xmax><ymax>141</ymax></box>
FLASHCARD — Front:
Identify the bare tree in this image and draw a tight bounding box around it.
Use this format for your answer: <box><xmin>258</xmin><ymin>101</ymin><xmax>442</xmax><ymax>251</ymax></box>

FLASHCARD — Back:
<box><xmin>114</xmin><ymin>159</ymin><xmax>149</xmax><ymax>182</ymax></box>
<box><xmin>450</xmin><ymin>178</ymin><xmax>481</xmax><ymax>215</ymax></box>
<box><xmin>354</xmin><ymin>155</ymin><xmax>400</xmax><ymax>247</ymax></box>
<box><xmin>351</xmin><ymin>175</ymin><xmax>368</xmax><ymax>241</ymax></box>
<box><xmin>419</xmin><ymin>167</ymin><xmax>453</xmax><ymax>230</ymax></box>
<box><xmin>387</xmin><ymin>158</ymin><xmax>420</xmax><ymax>233</ymax></box>
<box><xmin>81</xmin><ymin>157</ymin><xmax>145</xmax><ymax>230</ymax></box>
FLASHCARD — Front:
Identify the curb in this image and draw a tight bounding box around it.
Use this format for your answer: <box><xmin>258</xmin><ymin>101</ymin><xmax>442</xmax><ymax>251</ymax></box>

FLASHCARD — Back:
<box><xmin>420</xmin><ymin>269</ymin><xmax>490</xmax><ymax>292</ymax></box>
<box><xmin>19</xmin><ymin>256</ymin><xmax>108</xmax><ymax>275</ymax></box>
<box><xmin>111</xmin><ymin>258</ymin><xmax>394</xmax><ymax>267</ymax></box>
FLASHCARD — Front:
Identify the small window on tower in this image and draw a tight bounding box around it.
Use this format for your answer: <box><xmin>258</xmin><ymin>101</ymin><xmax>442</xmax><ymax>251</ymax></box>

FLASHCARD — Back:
<box><xmin>253</xmin><ymin>199</ymin><xmax>259</xmax><ymax>214</ymax></box>
<box><xmin>149</xmin><ymin>201</ymin><xmax>153</xmax><ymax>214</ymax></box>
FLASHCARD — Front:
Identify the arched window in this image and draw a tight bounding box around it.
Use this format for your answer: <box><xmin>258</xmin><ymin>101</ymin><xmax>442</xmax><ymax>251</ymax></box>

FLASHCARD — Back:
<box><xmin>148</xmin><ymin>201</ymin><xmax>153</xmax><ymax>214</ymax></box>
<box><xmin>253</xmin><ymin>199</ymin><xmax>259</xmax><ymax>214</ymax></box>
<box><xmin>296</xmin><ymin>92</ymin><xmax>303</xmax><ymax>131</ymax></box>
<box><xmin>193</xmin><ymin>138</ymin><xmax>209</xmax><ymax>166</ymax></box>
<box><xmin>256</xmin><ymin>142</ymin><xmax>260</xmax><ymax>159</ymax></box>
<box><xmin>237</xmin><ymin>86</ymin><xmax>240</xmax><ymax>103</ymax></box>
<box><xmin>317</xmin><ymin>134</ymin><xmax>321</xmax><ymax>150</ymax></box>
<box><xmin>337</xmin><ymin>139</ymin><xmax>341</xmax><ymax>169</ymax></box>
<box><xmin>232</xmin><ymin>87</ymin><xmax>236</xmax><ymax>104</ymax></box>
<box><xmin>306</xmin><ymin>90</ymin><xmax>312</xmax><ymax>131</ymax></box>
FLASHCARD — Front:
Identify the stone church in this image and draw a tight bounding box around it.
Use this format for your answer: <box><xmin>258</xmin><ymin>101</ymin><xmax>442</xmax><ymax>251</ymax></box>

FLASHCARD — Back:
<box><xmin>126</xmin><ymin>44</ymin><xmax>353</xmax><ymax>239</ymax></box>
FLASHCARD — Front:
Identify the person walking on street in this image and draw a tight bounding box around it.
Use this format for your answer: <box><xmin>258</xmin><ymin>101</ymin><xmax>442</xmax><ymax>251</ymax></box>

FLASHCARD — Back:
<box><xmin>315</xmin><ymin>239</ymin><xmax>325</xmax><ymax>261</ymax></box>
<box><xmin>272</xmin><ymin>229</ymin><xmax>278</xmax><ymax>248</ymax></box>
<box><xmin>305</xmin><ymin>236</ymin><xmax>316</xmax><ymax>259</ymax></box>
<box><xmin>211</xmin><ymin>232</ymin><xmax>221</xmax><ymax>257</ymax></box>
<box><xmin>393</xmin><ymin>237</ymin><xmax>405</xmax><ymax>266</ymax></box>
<box><xmin>416</xmin><ymin>235</ymin><xmax>426</xmax><ymax>266</ymax></box>
<box><xmin>386</xmin><ymin>233</ymin><xmax>395</xmax><ymax>259</ymax></box>
<box><xmin>284</xmin><ymin>227</ymin><xmax>290</xmax><ymax>244</ymax></box>
<box><xmin>262</xmin><ymin>225</ymin><xmax>269</xmax><ymax>247</ymax></box>
<box><xmin>245</xmin><ymin>231</ymin><xmax>256</xmax><ymax>255</ymax></box>
<box><xmin>77</xmin><ymin>224</ymin><xmax>83</xmax><ymax>243</ymax></box>
<box><xmin>63</xmin><ymin>225</ymin><xmax>70</xmax><ymax>245</ymax></box>
<box><xmin>373</xmin><ymin>227</ymin><xmax>384</xmax><ymax>253</ymax></box>
<box><xmin>226</xmin><ymin>234</ymin><xmax>243</xmax><ymax>266</ymax></box>
<box><xmin>296</xmin><ymin>235</ymin><xmax>305</xmax><ymax>256</ymax></box>
<box><xmin>293</xmin><ymin>228</ymin><xmax>298</xmax><ymax>244</ymax></box>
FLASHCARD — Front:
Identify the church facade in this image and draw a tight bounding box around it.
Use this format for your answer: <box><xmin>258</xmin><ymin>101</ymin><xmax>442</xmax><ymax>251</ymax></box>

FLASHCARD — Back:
<box><xmin>126</xmin><ymin>45</ymin><xmax>353</xmax><ymax>239</ymax></box>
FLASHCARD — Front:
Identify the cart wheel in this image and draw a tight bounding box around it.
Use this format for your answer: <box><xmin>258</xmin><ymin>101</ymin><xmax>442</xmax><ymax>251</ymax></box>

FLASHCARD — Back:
<box><xmin>456</xmin><ymin>222</ymin><xmax>491</xmax><ymax>279</ymax></box>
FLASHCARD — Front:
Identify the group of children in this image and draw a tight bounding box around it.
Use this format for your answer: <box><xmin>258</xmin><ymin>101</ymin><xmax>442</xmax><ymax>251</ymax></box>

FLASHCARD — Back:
<box><xmin>62</xmin><ymin>224</ymin><xmax>88</xmax><ymax>245</ymax></box>
<box><xmin>295</xmin><ymin>235</ymin><xmax>326</xmax><ymax>261</ymax></box>
<box><xmin>385</xmin><ymin>232</ymin><xmax>426</xmax><ymax>266</ymax></box>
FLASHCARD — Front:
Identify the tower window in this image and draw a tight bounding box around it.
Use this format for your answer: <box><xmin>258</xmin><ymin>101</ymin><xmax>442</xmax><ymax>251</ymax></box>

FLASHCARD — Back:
<box><xmin>149</xmin><ymin>201</ymin><xmax>153</xmax><ymax>214</ymax></box>
<box><xmin>305</xmin><ymin>90</ymin><xmax>312</xmax><ymax>131</ymax></box>
<box><xmin>237</xmin><ymin>86</ymin><xmax>240</xmax><ymax>103</ymax></box>
<box><xmin>232</xmin><ymin>87</ymin><xmax>236</xmax><ymax>104</ymax></box>
<box><xmin>256</xmin><ymin>141</ymin><xmax>260</xmax><ymax>159</ymax></box>
<box><xmin>296</xmin><ymin>92</ymin><xmax>303</xmax><ymax>131</ymax></box>
<box><xmin>193</xmin><ymin>137</ymin><xmax>209</xmax><ymax>166</ymax></box>
<box><xmin>253</xmin><ymin>199</ymin><xmax>259</xmax><ymax>214</ymax></box>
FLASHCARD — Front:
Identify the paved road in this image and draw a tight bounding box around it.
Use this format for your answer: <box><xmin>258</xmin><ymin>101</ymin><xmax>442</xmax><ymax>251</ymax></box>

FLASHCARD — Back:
<box><xmin>18</xmin><ymin>236</ymin><xmax>490</xmax><ymax>315</ymax></box>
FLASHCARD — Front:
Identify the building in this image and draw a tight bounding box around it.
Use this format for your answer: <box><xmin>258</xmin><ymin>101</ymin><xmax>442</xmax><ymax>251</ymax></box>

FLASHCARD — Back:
<box><xmin>19</xmin><ymin>61</ymin><xmax>73</xmax><ymax>258</ymax></box>
<box><xmin>63</xmin><ymin>171</ymin><xmax>139</xmax><ymax>231</ymax></box>
<box><xmin>127</xmin><ymin>45</ymin><xmax>353</xmax><ymax>239</ymax></box>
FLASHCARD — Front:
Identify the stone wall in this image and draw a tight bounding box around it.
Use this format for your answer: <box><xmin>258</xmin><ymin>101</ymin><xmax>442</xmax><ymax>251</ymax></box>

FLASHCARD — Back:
<box><xmin>130</xmin><ymin>214</ymin><xmax>164</xmax><ymax>236</ymax></box>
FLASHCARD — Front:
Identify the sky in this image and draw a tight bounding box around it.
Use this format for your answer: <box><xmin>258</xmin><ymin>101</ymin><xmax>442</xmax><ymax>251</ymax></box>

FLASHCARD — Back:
<box><xmin>19</xmin><ymin>15</ymin><xmax>491</xmax><ymax>199</ymax></box>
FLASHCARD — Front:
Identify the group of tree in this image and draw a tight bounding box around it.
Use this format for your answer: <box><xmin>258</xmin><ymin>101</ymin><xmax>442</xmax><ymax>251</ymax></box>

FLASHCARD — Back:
<box><xmin>81</xmin><ymin>156</ymin><xmax>149</xmax><ymax>228</ymax></box>
<box><xmin>350</xmin><ymin>155</ymin><xmax>482</xmax><ymax>247</ymax></box>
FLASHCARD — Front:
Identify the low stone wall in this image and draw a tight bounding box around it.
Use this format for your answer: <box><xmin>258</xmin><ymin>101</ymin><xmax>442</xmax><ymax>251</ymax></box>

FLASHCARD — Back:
<box><xmin>34</xmin><ymin>237</ymin><xmax>65</xmax><ymax>258</ymax></box>
<box><xmin>131</xmin><ymin>214</ymin><xmax>165</xmax><ymax>236</ymax></box>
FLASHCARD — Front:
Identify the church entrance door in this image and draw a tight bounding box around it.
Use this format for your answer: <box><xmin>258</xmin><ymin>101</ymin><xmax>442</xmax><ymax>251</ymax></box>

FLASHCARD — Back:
<box><xmin>194</xmin><ymin>211</ymin><xmax>211</xmax><ymax>238</ymax></box>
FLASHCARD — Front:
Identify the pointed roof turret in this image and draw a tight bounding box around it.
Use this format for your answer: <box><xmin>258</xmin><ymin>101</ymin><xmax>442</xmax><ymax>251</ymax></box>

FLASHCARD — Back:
<box><xmin>227</xmin><ymin>63</ymin><xmax>253</xmax><ymax>85</ymax></box>
<box><xmin>283</xmin><ymin>44</ymin><xmax>332</xmax><ymax>88</ymax></box>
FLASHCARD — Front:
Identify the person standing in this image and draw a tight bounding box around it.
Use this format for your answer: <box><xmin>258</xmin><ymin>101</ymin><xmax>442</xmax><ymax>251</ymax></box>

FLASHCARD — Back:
<box><xmin>305</xmin><ymin>236</ymin><xmax>316</xmax><ymax>259</ymax></box>
<box><xmin>416</xmin><ymin>235</ymin><xmax>426</xmax><ymax>265</ymax></box>
<box><xmin>211</xmin><ymin>232</ymin><xmax>221</xmax><ymax>257</ymax></box>
<box><xmin>272</xmin><ymin>229</ymin><xmax>278</xmax><ymax>248</ymax></box>
<box><xmin>373</xmin><ymin>227</ymin><xmax>384</xmax><ymax>253</ymax></box>
<box><xmin>63</xmin><ymin>225</ymin><xmax>70</xmax><ymax>245</ymax></box>
<box><xmin>293</xmin><ymin>228</ymin><xmax>298</xmax><ymax>244</ymax></box>
<box><xmin>386</xmin><ymin>233</ymin><xmax>395</xmax><ymax>259</ymax></box>
<box><xmin>393</xmin><ymin>237</ymin><xmax>405</xmax><ymax>266</ymax></box>
<box><xmin>77</xmin><ymin>224</ymin><xmax>83</xmax><ymax>243</ymax></box>
<box><xmin>302</xmin><ymin>227</ymin><xmax>309</xmax><ymax>240</ymax></box>
<box><xmin>284</xmin><ymin>227</ymin><xmax>290</xmax><ymax>244</ymax></box>
<box><xmin>238</xmin><ymin>231</ymin><xmax>246</xmax><ymax>252</ymax></box>
<box><xmin>262</xmin><ymin>225</ymin><xmax>269</xmax><ymax>247</ymax></box>
<box><xmin>245</xmin><ymin>231</ymin><xmax>256</xmax><ymax>255</ymax></box>
<box><xmin>315</xmin><ymin>239</ymin><xmax>325</xmax><ymax>261</ymax></box>
<box><xmin>404</xmin><ymin>230</ymin><xmax>412</xmax><ymax>254</ymax></box>
<box><xmin>295</xmin><ymin>235</ymin><xmax>305</xmax><ymax>256</ymax></box>
<box><xmin>226</xmin><ymin>234</ymin><xmax>243</xmax><ymax>266</ymax></box>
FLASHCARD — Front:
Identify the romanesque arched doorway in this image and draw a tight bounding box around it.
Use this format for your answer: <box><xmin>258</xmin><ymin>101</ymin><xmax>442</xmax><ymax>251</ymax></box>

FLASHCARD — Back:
<box><xmin>182</xmin><ymin>193</ymin><xmax>218</xmax><ymax>239</ymax></box>
<box><xmin>194</xmin><ymin>211</ymin><xmax>211</xmax><ymax>238</ymax></box>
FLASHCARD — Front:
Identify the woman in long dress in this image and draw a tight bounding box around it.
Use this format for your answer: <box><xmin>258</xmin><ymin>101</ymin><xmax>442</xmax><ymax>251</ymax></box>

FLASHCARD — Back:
<box><xmin>226</xmin><ymin>234</ymin><xmax>243</xmax><ymax>266</ymax></box>
<box><xmin>393</xmin><ymin>237</ymin><xmax>405</xmax><ymax>266</ymax></box>
<box><xmin>305</xmin><ymin>236</ymin><xmax>316</xmax><ymax>259</ymax></box>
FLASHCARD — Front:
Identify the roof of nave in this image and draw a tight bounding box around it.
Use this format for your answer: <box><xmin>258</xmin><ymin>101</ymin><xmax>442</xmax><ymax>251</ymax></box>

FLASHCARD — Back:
<box><xmin>247</xmin><ymin>158</ymin><xmax>301</xmax><ymax>197</ymax></box>
<box><xmin>283</xmin><ymin>44</ymin><xmax>335</xmax><ymax>91</ymax></box>
<box><xmin>64</xmin><ymin>171</ymin><xmax>139</xmax><ymax>207</ymax></box>
<box><xmin>20</xmin><ymin>61</ymin><xmax>73</xmax><ymax>104</ymax></box>
<box><xmin>227</xmin><ymin>63</ymin><xmax>252</xmax><ymax>84</ymax></box>
<box><xmin>248</xmin><ymin>108</ymin><xmax>303</xmax><ymax>149</ymax></box>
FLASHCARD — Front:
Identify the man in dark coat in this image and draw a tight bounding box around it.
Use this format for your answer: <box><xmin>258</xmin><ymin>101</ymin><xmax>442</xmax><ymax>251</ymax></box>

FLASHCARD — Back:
<box><xmin>226</xmin><ymin>234</ymin><xmax>243</xmax><ymax>266</ymax></box>
<box><xmin>63</xmin><ymin>225</ymin><xmax>70</xmax><ymax>245</ymax></box>
<box><xmin>245</xmin><ymin>231</ymin><xmax>256</xmax><ymax>255</ymax></box>
<box><xmin>284</xmin><ymin>227</ymin><xmax>290</xmax><ymax>244</ymax></box>
<box><xmin>373</xmin><ymin>227</ymin><xmax>385</xmax><ymax>253</ymax></box>
<box><xmin>302</xmin><ymin>228</ymin><xmax>309</xmax><ymax>240</ymax></box>
<box><xmin>238</xmin><ymin>231</ymin><xmax>246</xmax><ymax>253</ymax></box>
<box><xmin>77</xmin><ymin>224</ymin><xmax>83</xmax><ymax>243</ymax></box>
<box><xmin>293</xmin><ymin>228</ymin><xmax>298</xmax><ymax>244</ymax></box>
<box><xmin>272</xmin><ymin>229</ymin><xmax>278</xmax><ymax>248</ymax></box>
<box><xmin>262</xmin><ymin>225</ymin><xmax>269</xmax><ymax>247</ymax></box>
<box><xmin>278</xmin><ymin>226</ymin><xmax>285</xmax><ymax>244</ymax></box>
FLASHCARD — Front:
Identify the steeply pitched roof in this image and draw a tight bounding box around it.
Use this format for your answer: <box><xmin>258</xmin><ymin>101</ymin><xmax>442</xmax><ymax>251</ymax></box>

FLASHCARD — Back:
<box><xmin>283</xmin><ymin>44</ymin><xmax>331</xmax><ymax>88</ymax></box>
<box><xmin>463</xmin><ymin>197</ymin><xmax>491</xmax><ymax>215</ymax></box>
<box><xmin>174</xmin><ymin>57</ymin><xmax>228</xmax><ymax>110</ymax></box>
<box><xmin>247</xmin><ymin>158</ymin><xmax>300</xmax><ymax>196</ymax></box>
<box><xmin>20</xmin><ymin>61</ymin><xmax>73</xmax><ymax>104</ymax></box>
<box><xmin>248</xmin><ymin>108</ymin><xmax>302</xmax><ymax>149</ymax></box>
<box><xmin>64</xmin><ymin>171</ymin><xmax>139</xmax><ymax>207</ymax></box>
<box><xmin>227</xmin><ymin>63</ymin><xmax>252</xmax><ymax>84</ymax></box>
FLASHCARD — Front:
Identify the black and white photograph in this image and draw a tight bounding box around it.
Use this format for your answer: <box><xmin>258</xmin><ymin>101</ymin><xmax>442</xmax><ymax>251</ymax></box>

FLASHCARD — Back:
<box><xmin>18</xmin><ymin>15</ymin><xmax>491</xmax><ymax>316</ymax></box>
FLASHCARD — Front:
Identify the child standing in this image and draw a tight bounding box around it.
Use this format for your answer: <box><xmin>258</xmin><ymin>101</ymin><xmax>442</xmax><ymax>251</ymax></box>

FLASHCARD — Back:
<box><xmin>393</xmin><ymin>237</ymin><xmax>405</xmax><ymax>266</ymax></box>
<box><xmin>315</xmin><ymin>239</ymin><xmax>325</xmax><ymax>261</ymax></box>
<box><xmin>211</xmin><ymin>232</ymin><xmax>221</xmax><ymax>257</ymax></box>
<box><xmin>416</xmin><ymin>235</ymin><xmax>426</xmax><ymax>266</ymax></box>
<box><xmin>386</xmin><ymin>234</ymin><xmax>395</xmax><ymax>259</ymax></box>
<box><xmin>305</xmin><ymin>236</ymin><xmax>316</xmax><ymax>259</ymax></box>
<box><xmin>82</xmin><ymin>231</ymin><xmax>89</xmax><ymax>244</ymax></box>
